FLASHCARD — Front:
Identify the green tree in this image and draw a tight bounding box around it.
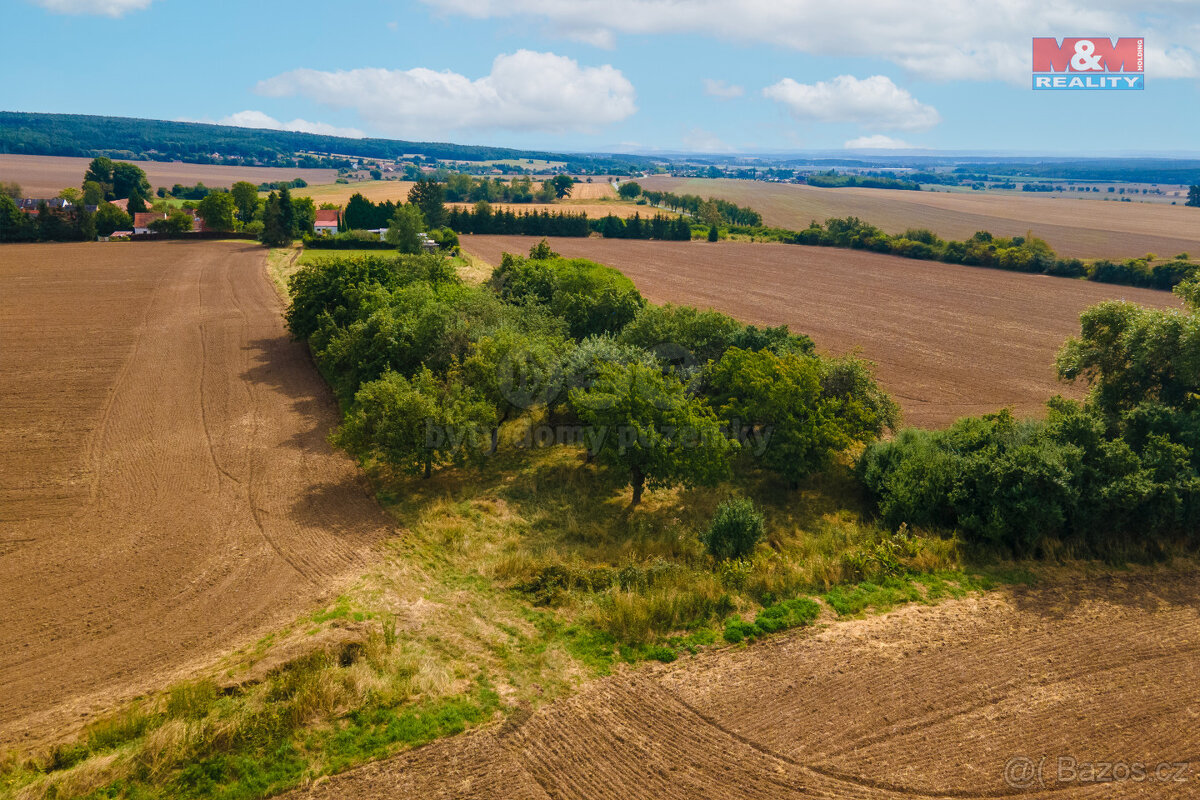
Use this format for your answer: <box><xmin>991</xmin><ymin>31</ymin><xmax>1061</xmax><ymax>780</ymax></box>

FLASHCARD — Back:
<box><xmin>148</xmin><ymin>210</ymin><xmax>194</xmax><ymax>235</ymax></box>
<box><xmin>335</xmin><ymin>367</ymin><xmax>496</xmax><ymax>478</ymax></box>
<box><xmin>197</xmin><ymin>191</ymin><xmax>236</xmax><ymax>231</ymax></box>
<box><xmin>291</xmin><ymin>195</ymin><xmax>316</xmax><ymax>236</ymax></box>
<box><xmin>279</xmin><ymin>186</ymin><xmax>296</xmax><ymax>236</ymax></box>
<box><xmin>1056</xmin><ymin>297</ymin><xmax>1200</xmax><ymax>418</ymax></box>
<box><xmin>385</xmin><ymin>204</ymin><xmax>425</xmax><ymax>253</ymax></box>
<box><xmin>111</xmin><ymin>162</ymin><xmax>150</xmax><ymax>200</ymax></box>
<box><xmin>94</xmin><ymin>202</ymin><xmax>132</xmax><ymax>236</ymax></box>
<box><xmin>82</xmin><ymin>180</ymin><xmax>105</xmax><ymax>206</ymax></box>
<box><xmin>1187</xmin><ymin>185</ymin><xmax>1200</xmax><ymax>207</ymax></box>
<box><xmin>343</xmin><ymin>192</ymin><xmax>374</xmax><ymax>230</ymax></box>
<box><xmin>461</xmin><ymin>328</ymin><xmax>571</xmax><ymax>452</ymax></box>
<box><xmin>126</xmin><ymin>190</ymin><xmax>147</xmax><ymax>216</ymax></box>
<box><xmin>0</xmin><ymin>181</ymin><xmax>22</xmax><ymax>199</ymax></box>
<box><xmin>616</xmin><ymin>181</ymin><xmax>642</xmax><ymax>200</ymax></box>
<box><xmin>707</xmin><ymin>225</ymin><xmax>719</xmax><ymax>242</ymax></box>
<box><xmin>260</xmin><ymin>191</ymin><xmax>291</xmax><ymax>247</ymax></box>
<box><xmin>570</xmin><ymin>362</ymin><xmax>732</xmax><ymax>505</ymax></box>
<box><xmin>529</xmin><ymin>238</ymin><xmax>558</xmax><ymax>259</ymax></box>
<box><xmin>548</xmin><ymin>174</ymin><xmax>575</xmax><ymax>199</ymax></box>
<box><xmin>708</xmin><ymin>348</ymin><xmax>892</xmax><ymax>487</ymax></box>
<box><xmin>230</xmin><ymin>181</ymin><xmax>259</xmax><ymax>223</ymax></box>
<box><xmin>408</xmin><ymin>179</ymin><xmax>447</xmax><ymax>228</ymax></box>
<box><xmin>0</xmin><ymin>194</ymin><xmax>33</xmax><ymax>241</ymax></box>
<box><xmin>84</xmin><ymin>156</ymin><xmax>114</xmax><ymax>198</ymax></box>
<box><xmin>58</xmin><ymin>187</ymin><xmax>82</xmax><ymax>204</ymax></box>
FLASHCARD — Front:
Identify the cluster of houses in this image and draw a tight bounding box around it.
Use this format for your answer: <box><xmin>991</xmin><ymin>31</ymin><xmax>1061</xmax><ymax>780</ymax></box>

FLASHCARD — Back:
<box><xmin>311</xmin><ymin>207</ymin><xmax>438</xmax><ymax>251</ymax></box>
<box><xmin>15</xmin><ymin>195</ymin><xmax>204</xmax><ymax>238</ymax></box>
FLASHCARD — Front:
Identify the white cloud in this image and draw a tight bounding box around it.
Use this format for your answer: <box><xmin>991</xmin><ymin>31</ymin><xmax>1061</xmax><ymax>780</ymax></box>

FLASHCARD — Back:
<box><xmin>419</xmin><ymin>0</ymin><xmax>1200</xmax><ymax>82</ymax></box>
<box><xmin>844</xmin><ymin>134</ymin><xmax>912</xmax><ymax>150</ymax></box>
<box><xmin>703</xmin><ymin>79</ymin><xmax>744</xmax><ymax>99</ymax></box>
<box><xmin>216</xmin><ymin>111</ymin><xmax>365</xmax><ymax>139</ymax></box>
<box><xmin>33</xmin><ymin>0</ymin><xmax>155</xmax><ymax>15</ymax></box>
<box><xmin>763</xmin><ymin>75</ymin><xmax>940</xmax><ymax>131</ymax></box>
<box><xmin>255</xmin><ymin>50</ymin><xmax>636</xmax><ymax>138</ymax></box>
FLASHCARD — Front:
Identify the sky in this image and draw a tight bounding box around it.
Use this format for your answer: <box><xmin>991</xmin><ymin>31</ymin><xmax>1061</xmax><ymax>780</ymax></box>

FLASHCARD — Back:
<box><xmin>4</xmin><ymin>0</ymin><xmax>1200</xmax><ymax>155</ymax></box>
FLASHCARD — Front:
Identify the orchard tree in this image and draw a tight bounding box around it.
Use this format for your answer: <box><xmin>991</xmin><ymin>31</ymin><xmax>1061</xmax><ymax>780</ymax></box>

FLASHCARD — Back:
<box><xmin>707</xmin><ymin>348</ymin><xmax>895</xmax><ymax>488</ymax></box>
<box><xmin>385</xmin><ymin>204</ymin><xmax>425</xmax><ymax>253</ymax></box>
<box><xmin>461</xmin><ymin>327</ymin><xmax>572</xmax><ymax>452</ymax></box>
<box><xmin>230</xmin><ymin>181</ymin><xmax>259</xmax><ymax>223</ymax></box>
<box><xmin>335</xmin><ymin>367</ymin><xmax>496</xmax><ymax>478</ymax></box>
<box><xmin>570</xmin><ymin>362</ymin><xmax>732</xmax><ymax>505</ymax></box>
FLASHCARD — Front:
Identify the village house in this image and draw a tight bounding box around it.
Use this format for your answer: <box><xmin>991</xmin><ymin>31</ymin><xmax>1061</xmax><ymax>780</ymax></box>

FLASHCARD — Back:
<box><xmin>313</xmin><ymin>209</ymin><xmax>339</xmax><ymax>235</ymax></box>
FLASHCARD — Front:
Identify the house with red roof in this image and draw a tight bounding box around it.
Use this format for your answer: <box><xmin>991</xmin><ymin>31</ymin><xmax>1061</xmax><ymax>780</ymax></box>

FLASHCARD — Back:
<box><xmin>314</xmin><ymin>208</ymin><xmax>340</xmax><ymax>236</ymax></box>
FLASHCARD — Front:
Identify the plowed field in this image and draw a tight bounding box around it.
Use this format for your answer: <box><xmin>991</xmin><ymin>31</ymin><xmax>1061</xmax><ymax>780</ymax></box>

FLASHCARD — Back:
<box><xmin>0</xmin><ymin>154</ymin><xmax>336</xmax><ymax>198</ymax></box>
<box><xmin>461</xmin><ymin>236</ymin><xmax>1183</xmax><ymax>427</ymax></box>
<box><xmin>0</xmin><ymin>241</ymin><xmax>391</xmax><ymax>745</ymax></box>
<box><xmin>639</xmin><ymin>176</ymin><xmax>1200</xmax><ymax>260</ymax></box>
<box><xmin>286</xmin><ymin>570</ymin><xmax>1200</xmax><ymax>799</ymax></box>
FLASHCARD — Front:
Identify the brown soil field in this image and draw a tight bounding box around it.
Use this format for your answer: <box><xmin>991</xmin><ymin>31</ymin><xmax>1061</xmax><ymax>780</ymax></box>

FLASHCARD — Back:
<box><xmin>640</xmin><ymin>176</ymin><xmax>1200</xmax><ymax>260</ymax></box>
<box><xmin>286</xmin><ymin>568</ymin><xmax>1200</xmax><ymax>799</ymax></box>
<box><xmin>0</xmin><ymin>241</ymin><xmax>391</xmax><ymax>745</ymax></box>
<box><xmin>0</xmin><ymin>154</ymin><xmax>337</xmax><ymax>198</ymax></box>
<box><xmin>461</xmin><ymin>236</ymin><xmax>1183</xmax><ymax>428</ymax></box>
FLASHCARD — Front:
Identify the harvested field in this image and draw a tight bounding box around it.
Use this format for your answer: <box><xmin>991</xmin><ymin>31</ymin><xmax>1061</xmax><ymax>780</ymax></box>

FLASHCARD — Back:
<box><xmin>0</xmin><ymin>241</ymin><xmax>391</xmax><ymax>745</ymax></box>
<box><xmin>640</xmin><ymin>176</ymin><xmax>1200</xmax><ymax>260</ymax></box>
<box><xmin>286</xmin><ymin>568</ymin><xmax>1200</xmax><ymax>799</ymax></box>
<box><xmin>0</xmin><ymin>154</ymin><xmax>336</xmax><ymax>198</ymax></box>
<box><xmin>461</xmin><ymin>236</ymin><xmax>1183</xmax><ymax>427</ymax></box>
<box><xmin>293</xmin><ymin>179</ymin><xmax>629</xmax><ymax>214</ymax></box>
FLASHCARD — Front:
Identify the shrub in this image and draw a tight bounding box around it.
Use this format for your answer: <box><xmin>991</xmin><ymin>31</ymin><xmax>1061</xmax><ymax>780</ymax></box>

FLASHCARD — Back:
<box><xmin>702</xmin><ymin>498</ymin><xmax>765</xmax><ymax>561</ymax></box>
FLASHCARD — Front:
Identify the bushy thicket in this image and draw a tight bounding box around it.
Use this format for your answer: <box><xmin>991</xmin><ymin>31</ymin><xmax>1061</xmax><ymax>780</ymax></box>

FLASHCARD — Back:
<box><xmin>702</xmin><ymin>498</ymin><xmax>765</xmax><ymax>561</ymax></box>
<box><xmin>859</xmin><ymin>280</ymin><xmax>1200</xmax><ymax>556</ymax></box>
<box><xmin>287</xmin><ymin>243</ymin><xmax>896</xmax><ymax>503</ymax></box>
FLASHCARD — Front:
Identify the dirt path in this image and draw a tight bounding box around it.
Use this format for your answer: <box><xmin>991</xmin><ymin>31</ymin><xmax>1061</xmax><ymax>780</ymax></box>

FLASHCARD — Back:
<box><xmin>0</xmin><ymin>241</ymin><xmax>392</xmax><ymax>746</ymax></box>
<box><xmin>286</xmin><ymin>570</ymin><xmax>1200</xmax><ymax>799</ymax></box>
<box><xmin>461</xmin><ymin>236</ymin><xmax>1183</xmax><ymax>428</ymax></box>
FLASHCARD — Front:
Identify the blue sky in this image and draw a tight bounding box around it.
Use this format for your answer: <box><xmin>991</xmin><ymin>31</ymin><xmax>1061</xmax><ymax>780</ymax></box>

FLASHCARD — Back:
<box><xmin>5</xmin><ymin>0</ymin><xmax>1199</xmax><ymax>155</ymax></box>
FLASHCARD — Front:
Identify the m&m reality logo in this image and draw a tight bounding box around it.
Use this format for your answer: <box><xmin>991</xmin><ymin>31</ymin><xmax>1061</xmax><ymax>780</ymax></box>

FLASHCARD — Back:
<box><xmin>1032</xmin><ymin>37</ymin><xmax>1144</xmax><ymax>90</ymax></box>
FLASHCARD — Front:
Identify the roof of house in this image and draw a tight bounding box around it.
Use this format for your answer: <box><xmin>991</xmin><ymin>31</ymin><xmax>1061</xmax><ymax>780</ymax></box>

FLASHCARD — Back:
<box><xmin>314</xmin><ymin>209</ymin><xmax>340</xmax><ymax>224</ymax></box>
<box><xmin>133</xmin><ymin>212</ymin><xmax>166</xmax><ymax>228</ymax></box>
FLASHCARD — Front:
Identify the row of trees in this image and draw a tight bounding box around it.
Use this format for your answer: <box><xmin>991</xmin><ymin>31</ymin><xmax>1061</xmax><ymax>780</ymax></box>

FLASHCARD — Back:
<box><xmin>627</xmin><ymin>187</ymin><xmax>763</xmax><ymax>227</ymax></box>
<box><xmin>442</xmin><ymin>173</ymin><xmax>575</xmax><ymax>204</ymax></box>
<box><xmin>591</xmin><ymin>213</ymin><xmax>694</xmax><ymax>240</ymax></box>
<box><xmin>446</xmin><ymin>205</ymin><xmax>591</xmax><ymax>236</ymax></box>
<box><xmin>754</xmin><ymin>217</ymin><xmax>1200</xmax><ymax>290</ymax></box>
<box><xmin>287</xmin><ymin>242</ymin><xmax>896</xmax><ymax>503</ymax></box>
<box><xmin>860</xmin><ymin>279</ymin><xmax>1200</xmax><ymax>556</ymax></box>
